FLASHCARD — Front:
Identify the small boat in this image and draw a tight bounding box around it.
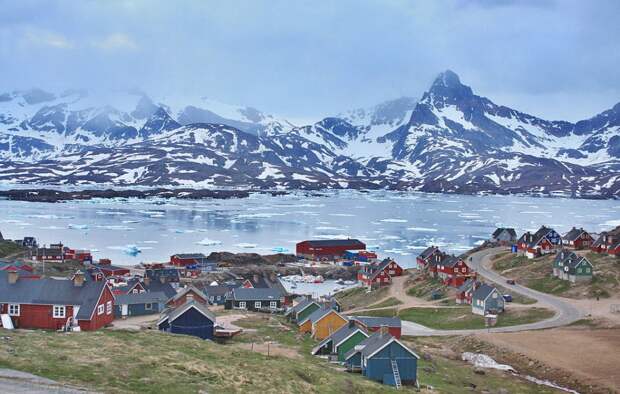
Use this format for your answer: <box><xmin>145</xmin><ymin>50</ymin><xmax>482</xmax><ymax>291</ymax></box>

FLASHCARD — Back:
<box><xmin>336</xmin><ymin>279</ymin><xmax>345</xmax><ymax>285</ymax></box>
<box><xmin>343</xmin><ymin>280</ymin><xmax>356</xmax><ymax>285</ymax></box>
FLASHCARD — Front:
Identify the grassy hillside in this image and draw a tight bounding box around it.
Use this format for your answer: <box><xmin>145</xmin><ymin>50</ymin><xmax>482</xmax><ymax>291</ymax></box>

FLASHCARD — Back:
<box><xmin>493</xmin><ymin>252</ymin><xmax>620</xmax><ymax>299</ymax></box>
<box><xmin>0</xmin><ymin>240</ymin><xmax>23</xmax><ymax>258</ymax></box>
<box><xmin>0</xmin><ymin>313</ymin><xmax>565</xmax><ymax>393</ymax></box>
<box><xmin>334</xmin><ymin>286</ymin><xmax>388</xmax><ymax>310</ymax></box>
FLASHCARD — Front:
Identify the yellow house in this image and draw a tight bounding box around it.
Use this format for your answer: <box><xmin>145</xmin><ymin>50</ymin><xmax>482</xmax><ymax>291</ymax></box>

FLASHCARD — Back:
<box><xmin>298</xmin><ymin>317</ymin><xmax>313</xmax><ymax>334</ymax></box>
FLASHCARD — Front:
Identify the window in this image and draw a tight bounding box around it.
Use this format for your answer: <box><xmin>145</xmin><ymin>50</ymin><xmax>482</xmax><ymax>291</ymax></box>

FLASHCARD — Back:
<box><xmin>132</xmin><ymin>289</ymin><xmax>139</xmax><ymax>294</ymax></box>
<box><xmin>106</xmin><ymin>301</ymin><xmax>112</xmax><ymax>315</ymax></box>
<box><xmin>53</xmin><ymin>305</ymin><xmax>66</xmax><ymax>318</ymax></box>
<box><xmin>97</xmin><ymin>304</ymin><xmax>104</xmax><ymax>315</ymax></box>
<box><xmin>254</xmin><ymin>301</ymin><xmax>261</xmax><ymax>309</ymax></box>
<box><xmin>238</xmin><ymin>301</ymin><xmax>246</xmax><ymax>309</ymax></box>
<box><xmin>145</xmin><ymin>303</ymin><xmax>153</xmax><ymax>310</ymax></box>
<box><xmin>270</xmin><ymin>301</ymin><xmax>277</xmax><ymax>309</ymax></box>
<box><xmin>8</xmin><ymin>304</ymin><xmax>19</xmax><ymax>316</ymax></box>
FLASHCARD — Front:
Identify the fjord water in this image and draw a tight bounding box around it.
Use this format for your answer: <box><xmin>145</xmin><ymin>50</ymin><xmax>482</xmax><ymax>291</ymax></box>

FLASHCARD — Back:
<box><xmin>1</xmin><ymin>191</ymin><xmax>618</xmax><ymax>267</ymax></box>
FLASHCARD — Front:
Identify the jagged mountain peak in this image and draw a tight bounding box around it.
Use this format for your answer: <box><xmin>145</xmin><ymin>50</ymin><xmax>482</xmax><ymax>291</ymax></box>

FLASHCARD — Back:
<box><xmin>426</xmin><ymin>70</ymin><xmax>474</xmax><ymax>104</ymax></box>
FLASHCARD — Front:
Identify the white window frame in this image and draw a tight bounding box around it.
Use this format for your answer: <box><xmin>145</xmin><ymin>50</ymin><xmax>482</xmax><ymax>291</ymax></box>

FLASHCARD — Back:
<box><xmin>53</xmin><ymin>305</ymin><xmax>66</xmax><ymax>318</ymax></box>
<box><xmin>97</xmin><ymin>304</ymin><xmax>104</xmax><ymax>315</ymax></box>
<box><xmin>144</xmin><ymin>303</ymin><xmax>153</xmax><ymax>310</ymax></box>
<box><xmin>238</xmin><ymin>301</ymin><xmax>246</xmax><ymax>309</ymax></box>
<box><xmin>106</xmin><ymin>301</ymin><xmax>112</xmax><ymax>315</ymax></box>
<box><xmin>8</xmin><ymin>304</ymin><xmax>20</xmax><ymax>317</ymax></box>
<box><xmin>269</xmin><ymin>301</ymin><xmax>277</xmax><ymax>309</ymax></box>
<box><xmin>254</xmin><ymin>301</ymin><xmax>261</xmax><ymax>309</ymax></box>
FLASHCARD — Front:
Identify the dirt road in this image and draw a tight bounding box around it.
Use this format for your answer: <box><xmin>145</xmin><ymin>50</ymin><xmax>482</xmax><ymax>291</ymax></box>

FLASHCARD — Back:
<box><xmin>478</xmin><ymin>328</ymin><xmax>620</xmax><ymax>391</ymax></box>
<box><xmin>0</xmin><ymin>369</ymin><xmax>92</xmax><ymax>393</ymax></box>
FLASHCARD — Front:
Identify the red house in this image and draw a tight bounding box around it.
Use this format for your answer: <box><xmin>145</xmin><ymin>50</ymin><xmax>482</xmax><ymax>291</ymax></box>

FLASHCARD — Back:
<box><xmin>296</xmin><ymin>239</ymin><xmax>366</xmax><ymax>261</ymax></box>
<box><xmin>352</xmin><ymin>316</ymin><xmax>402</xmax><ymax>339</ymax></box>
<box><xmin>562</xmin><ymin>228</ymin><xmax>594</xmax><ymax>250</ymax></box>
<box><xmin>591</xmin><ymin>228</ymin><xmax>620</xmax><ymax>253</ymax></box>
<box><xmin>455</xmin><ymin>279</ymin><xmax>479</xmax><ymax>305</ymax></box>
<box><xmin>63</xmin><ymin>248</ymin><xmax>93</xmax><ymax>263</ymax></box>
<box><xmin>166</xmin><ymin>286</ymin><xmax>208</xmax><ymax>307</ymax></box>
<box><xmin>96</xmin><ymin>264</ymin><xmax>131</xmax><ymax>277</ymax></box>
<box><xmin>357</xmin><ymin>260</ymin><xmax>399</xmax><ymax>287</ymax></box>
<box><xmin>0</xmin><ymin>270</ymin><xmax>114</xmax><ymax>331</ymax></box>
<box><xmin>416</xmin><ymin>246</ymin><xmax>442</xmax><ymax>269</ymax></box>
<box><xmin>34</xmin><ymin>247</ymin><xmax>64</xmax><ymax>263</ymax></box>
<box><xmin>608</xmin><ymin>241</ymin><xmax>620</xmax><ymax>256</ymax></box>
<box><xmin>436</xmin><ymin>255</ymin><xmax>472</xmax><ymax>287</ymax></box>
<box><xmin>170</xmin><ymin>253</ymin><xmax>210</xmax><ymax>267</ymax></box>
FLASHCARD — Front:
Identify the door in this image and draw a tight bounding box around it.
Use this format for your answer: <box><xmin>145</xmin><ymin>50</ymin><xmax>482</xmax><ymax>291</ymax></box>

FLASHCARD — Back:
<box><xmin>121</xmin><ymin>304</ymin><xmax>129</xmax><ymax>316</ymax></box>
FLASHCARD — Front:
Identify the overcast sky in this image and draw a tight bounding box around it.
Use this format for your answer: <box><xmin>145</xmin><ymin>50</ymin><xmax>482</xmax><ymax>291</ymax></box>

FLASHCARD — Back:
<box><xmin>0</xmin><ymin>0</ymin><xmax>618</xmax><ymax>122</ymax></box>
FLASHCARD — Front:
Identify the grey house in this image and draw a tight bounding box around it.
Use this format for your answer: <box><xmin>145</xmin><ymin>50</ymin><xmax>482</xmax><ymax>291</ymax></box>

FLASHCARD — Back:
<box><xmin>114</xmin><ymin>291</ymin><xmax>168</xmax><ymax>318</ymax></box>
<box><xmin>491</xmin><ymin>228</ymin><xmax>517</xmax><ymax>243</ymax></box>
<box><xmin>471</xmin><ymin>283</ymin><xmax>505</xmax><ymax>316</ymax></box>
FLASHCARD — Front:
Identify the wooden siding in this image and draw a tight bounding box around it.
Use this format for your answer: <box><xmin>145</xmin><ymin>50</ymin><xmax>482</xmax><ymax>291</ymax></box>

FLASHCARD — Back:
<box><xmin>312</xmin><ymin>312</ymin><xmax>348</xmax><ymax>340</ymax></box>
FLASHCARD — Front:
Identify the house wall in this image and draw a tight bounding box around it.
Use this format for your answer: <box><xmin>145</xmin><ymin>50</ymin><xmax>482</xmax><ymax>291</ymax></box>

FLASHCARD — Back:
<box><xmin>2</xmin><ymin>303</ymin><xmax>74</xmax><ymax>330</ymax></box>
<box><xmin>78</xmin><ymin>286</ymin><xmax>115</xmax><ymax>331</ymax></box>
<box><xmin>299</xmin><ymin>319</ymin><xmax>312</xmax><ymax>334</ymax></box>
<box><xmin>169</xmin><ymin>307</ymin><xmax>214</xmax><ymax>340</ymax></box>
<box><xmin>226</xmin><ymin>299</ymin><xmax>282</xmax><ymax>312</ymax></box>
<box><xmin>313</xmin><ymin>313</ymin><xmax>348</xmax><ymax>339</ymax></box>
<box><xmin>296</xmin><ymin>242</ymin><xmax>365</xmax><ymax>259</ymax></box>
<box><xmin>336</xmin><ymin>331</ymin><xmax>368</xmax><ymax>362</ymax></box>
<box><xmin>364</xmin><ymin>342</ymin><xmax>417</xmax><ymax>384</ymax></box>
<box><xmin>114</xmin><ymin>302</ymin><xmax>163</xmax><ymax>318</ymax></box>
<box><xmin>365</xmin><ymin>326</ymin><xmax>402</xmax><ymax>339</ymax></box>
<box><xmin>346</xmin><ymin>352</ymin><xmax>362</xmax><ymax>369</ymax></box>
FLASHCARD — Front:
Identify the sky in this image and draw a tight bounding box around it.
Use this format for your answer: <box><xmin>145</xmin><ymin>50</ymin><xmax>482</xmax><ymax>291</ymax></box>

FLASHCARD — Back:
<box><xmin>0</xmin><ymin>0</ymin><xmax>619</xmax><ymax>122</ymax></box>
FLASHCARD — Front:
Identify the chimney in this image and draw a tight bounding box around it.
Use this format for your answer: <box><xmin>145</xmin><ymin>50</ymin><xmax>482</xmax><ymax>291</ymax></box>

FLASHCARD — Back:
<box><xmin>144</xmin><ymin>276</ymin><xmax>151</xmax><ymax>286</ymax></box>
<box><xmin>7</xmin><ymin>269</ymin><xmax>18</xmax><ymax>285</ymax></box>
<box><xmin>73</xmin><ymin>272</ymin><xmax>85</xmax><ymax>287</ymax></box>
<box><xmin>348</xmin><ymin>319</ymin><xmax>356</xmax><ymax>329</ymax></box>
<box><xmin>253</xmin><ymin>274</ymin><xmax>259</xmax><ymax>283</ymax></box>
<box><xmin>379</xmin><ymin>324</ymin><xmax>389</xmax><ymax>336</ymax></box>
<box><xmin>159</xmin><ymin>275</ymin><xmax>166</xmax><ymax>284</ymax></box>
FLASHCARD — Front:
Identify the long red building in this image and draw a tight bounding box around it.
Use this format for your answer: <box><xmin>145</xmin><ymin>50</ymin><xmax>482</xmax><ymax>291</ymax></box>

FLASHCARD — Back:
<box><xmin>296</xmin><ymin>239</ymin><xmax>366</xmax><ymax>260</ymax></box>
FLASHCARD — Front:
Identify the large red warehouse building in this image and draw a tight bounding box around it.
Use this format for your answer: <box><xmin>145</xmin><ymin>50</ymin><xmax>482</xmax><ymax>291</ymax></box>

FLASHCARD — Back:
<box><xmin>296</xmin><ymin>239</ymin><xmax>366</xmax><ymax>260</ymax></box>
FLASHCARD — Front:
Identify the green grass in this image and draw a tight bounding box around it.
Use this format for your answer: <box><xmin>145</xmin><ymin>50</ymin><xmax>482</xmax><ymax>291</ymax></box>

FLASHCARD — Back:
<box><xmin>527</xmin><ymin>276</ymin><xmax>572</xmax><ymax>295</ymax></box>
<box><xmin>334</xmin><ymin>286</ymin><xmax>388</xmax><ymax>311</ymax></box>
<box><xmin>369</xmin><ymin>297</ymin><xmax>403</xmax><ymax>309</ymax></box>
<box><xmin>0</xmin><ymin>327</ymin><xmax>403</xmax><ymax>394</ymax></box>
<box><xmin>492</xmin><ymin>255</ymin><xmax>531</xmax><ymax>271</ymax></box>
<box><xmin>354</xmin><ymin>307</ymin><xmax>554</xmax><ymax>330</ymax></box>
<box><xmin>0</xmin><ymin>240</ymin><xmax>23</xmax><ymax>258</ymax></box>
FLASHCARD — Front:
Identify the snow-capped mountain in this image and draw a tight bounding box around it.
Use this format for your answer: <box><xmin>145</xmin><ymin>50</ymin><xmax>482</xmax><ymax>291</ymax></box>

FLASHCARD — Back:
<box><xmin>0</xmin><ymin>72</ymin><xmax>618</xmax><ymax>198</ymax></box>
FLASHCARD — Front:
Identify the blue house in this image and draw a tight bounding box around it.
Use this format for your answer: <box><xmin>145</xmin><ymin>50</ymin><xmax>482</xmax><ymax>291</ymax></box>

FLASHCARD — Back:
<box><xmin>114</xmin><ymin>291</ymin><xmax>168</xmax><ymax>318</ymax></box>
<box><xmin>345</xmin><ymin>332</ymin><xmax>419</xmax><ymax>388</ymax></box>
<box><xmin>157</xmin><ymin>300</ymin><xmax>216</xmax><ymax>340</ymax></box>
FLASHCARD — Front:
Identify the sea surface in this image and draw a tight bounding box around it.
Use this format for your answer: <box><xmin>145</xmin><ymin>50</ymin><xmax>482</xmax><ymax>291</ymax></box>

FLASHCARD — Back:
<box><xmin>1</xmin><ymin>190</ymin><xmax>618</xmax><ymax>267</ymax></box>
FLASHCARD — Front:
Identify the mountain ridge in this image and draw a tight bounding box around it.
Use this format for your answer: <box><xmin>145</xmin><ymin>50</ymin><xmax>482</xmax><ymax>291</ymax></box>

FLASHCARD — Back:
<box><xmin>0</xmin><ymin>71</ymin><xmax>618</xmax><ymax>198</ymax></box>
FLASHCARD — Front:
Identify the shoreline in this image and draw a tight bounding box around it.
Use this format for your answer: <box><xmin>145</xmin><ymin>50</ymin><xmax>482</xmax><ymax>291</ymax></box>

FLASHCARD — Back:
<box><xmin>0</xmin><ymin>187</ymin><xmax>616</xmax><ymax>203</ymax></box>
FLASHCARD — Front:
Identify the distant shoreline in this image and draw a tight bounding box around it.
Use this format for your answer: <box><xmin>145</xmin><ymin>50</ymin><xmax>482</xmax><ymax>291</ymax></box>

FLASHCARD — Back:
<box><xmin>0</xmin><ymin>188</ymin><xmax>290</xmax><ymax>203</ymax></box>
<box><xmin>0</xmin><ymin>187</ymin><xmax>615</xmax><ymax>203</ymax></box>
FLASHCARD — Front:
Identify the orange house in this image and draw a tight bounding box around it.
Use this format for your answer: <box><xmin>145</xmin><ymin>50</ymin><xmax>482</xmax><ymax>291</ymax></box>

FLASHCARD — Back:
<box><xmin>298</xmin><ymin>307</ymin><xmax>348</xmax><ymax>340</ymax></box>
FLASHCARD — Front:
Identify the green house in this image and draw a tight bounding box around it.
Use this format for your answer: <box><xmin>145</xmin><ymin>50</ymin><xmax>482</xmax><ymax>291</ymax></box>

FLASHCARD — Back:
<box><xmin>335</xmin><ymin>328</ymin><xmax>369</xmax><ymax>361</ymax></box>
<box><xmin>285</xmin><ymin>298</ymin><xmax>321</xmax><ymax>323</ymax></box>
<box><xmin>311</xmin><ymin>321</ymin><xmax>368</xmax><ymax>361</ymax></box>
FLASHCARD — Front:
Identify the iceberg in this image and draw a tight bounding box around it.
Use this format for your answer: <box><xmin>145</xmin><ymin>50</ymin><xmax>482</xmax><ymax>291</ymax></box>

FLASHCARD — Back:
<box><xmin>196</xmin><ymin>238</ymin><xmax>222</xmax><ymax>246</ymax></box>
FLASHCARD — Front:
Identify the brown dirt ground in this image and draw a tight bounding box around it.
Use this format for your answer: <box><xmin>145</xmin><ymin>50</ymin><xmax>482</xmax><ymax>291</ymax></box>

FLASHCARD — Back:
<box><xmin>477</xmin><ymin>327</ymin><xmax>620</xmax><ymax>392</ymax></box>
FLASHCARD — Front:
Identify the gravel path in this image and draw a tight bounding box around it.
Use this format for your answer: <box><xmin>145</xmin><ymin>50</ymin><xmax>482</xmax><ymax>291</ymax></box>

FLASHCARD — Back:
<box><xmin>0</xmin><ymin>369</ymin><xmax>94</xmax><ymax>393</ymax></box>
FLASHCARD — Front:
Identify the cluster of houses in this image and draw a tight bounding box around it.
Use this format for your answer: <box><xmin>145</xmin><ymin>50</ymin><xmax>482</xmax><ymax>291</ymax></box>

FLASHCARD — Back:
<box><xmin>416</xmin><ymin>246</ymin><xmax>475</xmax><ymax>287</ymax></box>
<box><xmin>492</xmin><ymin>225</ymin><xmax>620</xmax><ymax>259</ymax></box>
<box><xmin>286</xmin><ymin>297</ymin><xmax>418</xmax><ymax>388</ymax></box>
